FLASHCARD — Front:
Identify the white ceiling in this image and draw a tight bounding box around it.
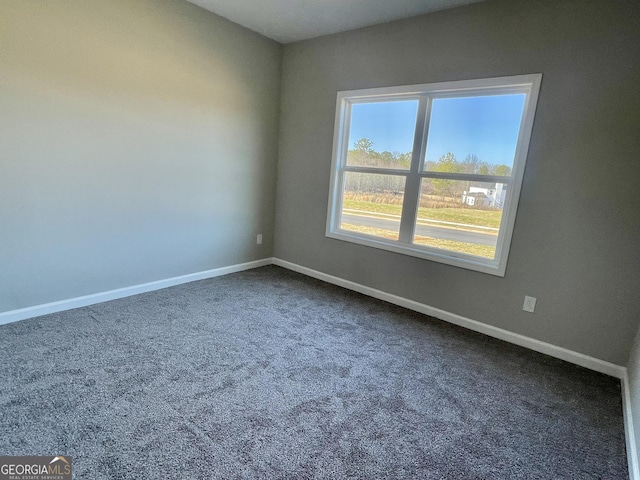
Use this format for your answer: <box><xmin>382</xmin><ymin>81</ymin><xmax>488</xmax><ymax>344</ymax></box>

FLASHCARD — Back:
<box><xmin>186</xmin><ymin>0</ymin><xmax>487</xmax><ymax>44</ymax></box>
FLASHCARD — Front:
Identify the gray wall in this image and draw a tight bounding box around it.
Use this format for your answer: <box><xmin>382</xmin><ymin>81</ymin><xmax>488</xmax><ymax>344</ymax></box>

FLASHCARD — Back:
<box><xmin>0</xmin><ymin>0</ymin><xmax>281</xmax><ymax>312</ymax></box>
<box><xmin>274</xmin><ymin>0</ymin><xmax>640</xmax><ymax>365</ymax></box>
<box><xmin>2</xmin><ymin>0</ymin><xmax>638</xmax><ymax>366</ymax></box>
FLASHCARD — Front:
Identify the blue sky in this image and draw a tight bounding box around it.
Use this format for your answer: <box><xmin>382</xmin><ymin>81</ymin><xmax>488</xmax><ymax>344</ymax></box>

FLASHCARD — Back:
<box><xmin>348</xmin><ymin>94</ymin><xmax>526</xmax><ymax>167</ymax></box>
<box><xmin>349</xmin><ymin>100</ymin><xmax>418</xmax><ymax>155</ymax></box>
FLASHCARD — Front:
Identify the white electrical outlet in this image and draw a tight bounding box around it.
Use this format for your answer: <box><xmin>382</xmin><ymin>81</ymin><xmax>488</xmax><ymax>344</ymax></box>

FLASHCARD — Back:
<box><xmin>523</xmin><ymin>296</ymin><xmax>537</xmax><ymax>313</ymax></box>
<box><xmin>257</xmin><ymin>234</ymin><xmax>263</xmax><ymax>245</ymax></box>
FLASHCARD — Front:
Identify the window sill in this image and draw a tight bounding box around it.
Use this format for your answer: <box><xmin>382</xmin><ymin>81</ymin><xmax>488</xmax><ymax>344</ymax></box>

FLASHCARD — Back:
<box><xmin>326</xmin><ymin>229</ymin><xmax>506</xmax><ymax>277</ymax></box>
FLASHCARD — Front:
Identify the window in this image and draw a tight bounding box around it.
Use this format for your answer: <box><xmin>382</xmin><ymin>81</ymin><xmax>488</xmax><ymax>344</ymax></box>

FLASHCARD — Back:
<box><xmin>326</xmin><ymin>74</ymin><xmax>542</xmax><ymax>276</ymax></box>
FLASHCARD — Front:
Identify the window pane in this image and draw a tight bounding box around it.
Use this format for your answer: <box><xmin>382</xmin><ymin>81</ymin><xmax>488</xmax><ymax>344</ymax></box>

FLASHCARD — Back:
<box><xmin>412</xmin><ymin>178</ymin><xmax>506</xmax><ymax>259</ymax></box>
<box><xmin>424</xmin><ymin>94</ymin><xmax>525</xmax><ymax>176</ymax></box>
<box><xmin>341</xmin><ymin>172</ymin><xmax>406</xmax><ymax>240</ymax></box>
<box><xmin>346</xmin><ymin>100</ymin><xmax>418</xmax><ymax>170</ymax></box>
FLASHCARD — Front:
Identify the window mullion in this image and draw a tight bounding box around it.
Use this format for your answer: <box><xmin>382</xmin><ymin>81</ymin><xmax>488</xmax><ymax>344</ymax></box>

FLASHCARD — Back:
<box><xmin>398</xmin><ymin>96</ymin><xmax>428</xmax><ymax>244</ymax></box>
<box><xmin>420</xmin><ymin>172</ymin><xmax>513</xmax><ymax>184</ymax></box>
<box><xmin>343</xmin><ymin>166</ymin><xmax>411</xmax><ymax>176</ymax></box>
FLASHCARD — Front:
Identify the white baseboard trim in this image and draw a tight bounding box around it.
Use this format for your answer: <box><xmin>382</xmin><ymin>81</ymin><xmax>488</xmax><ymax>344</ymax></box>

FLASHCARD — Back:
<box><xmin>4</xmin><ymin>256</ymin><xmax>623</xmax><ymax>379</ymax></box>
<box><xmin>0</xmin><ymin>258</ymin><xmax>273</xmax><ymax>326</ymax></box>
<box><xmin>272</xmin><ymin>258</ymin><xmax>625</xmax><ymax>379</ymax></box>
<box><xmin>622</xmin><ymin>371</ymin><xmax>640</xmax><ymax>480</ymax></box>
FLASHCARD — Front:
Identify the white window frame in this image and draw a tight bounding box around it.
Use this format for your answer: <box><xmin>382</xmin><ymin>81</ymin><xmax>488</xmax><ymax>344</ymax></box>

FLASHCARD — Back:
<box><xmin>325</xmin><ymin>74</ymin><xmax>542</xmax><ymax>276</ymax></box>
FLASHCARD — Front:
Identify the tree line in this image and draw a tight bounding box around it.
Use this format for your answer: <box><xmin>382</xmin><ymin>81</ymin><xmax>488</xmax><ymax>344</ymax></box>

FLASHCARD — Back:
<box><xmin>345</xmin><ymin>138</ymin><xmax>511</xmax><ymax>203</ymax></box>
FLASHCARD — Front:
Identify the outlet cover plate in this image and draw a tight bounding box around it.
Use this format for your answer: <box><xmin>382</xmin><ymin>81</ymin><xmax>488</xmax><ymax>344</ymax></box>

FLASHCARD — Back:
<box><xmin>523</xmin><ymin>295</ymin><xmax>536</xmax><ymax>313</ymax></box>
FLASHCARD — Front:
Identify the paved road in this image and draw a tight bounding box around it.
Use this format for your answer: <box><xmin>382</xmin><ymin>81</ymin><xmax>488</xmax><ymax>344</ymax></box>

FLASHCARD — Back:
<box><xmin>342</xmin><ymin>213</ymin><xmax>497</xmax><ymax>246</ymax></box>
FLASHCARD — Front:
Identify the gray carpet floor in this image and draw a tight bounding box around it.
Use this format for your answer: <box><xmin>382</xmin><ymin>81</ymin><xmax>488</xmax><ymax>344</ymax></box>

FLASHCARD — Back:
<box><xmin>0</xmin><ymin>266</ymin><xmax>628</xmax><ymax>479</ymax></box>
